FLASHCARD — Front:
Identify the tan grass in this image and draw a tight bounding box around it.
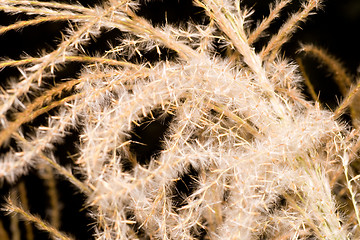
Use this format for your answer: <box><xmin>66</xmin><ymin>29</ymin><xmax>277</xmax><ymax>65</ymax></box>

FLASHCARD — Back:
<box><xmin>0</xmin><ymin>0</ymin><xmax>359</xmax><ymax>239</ymax></box>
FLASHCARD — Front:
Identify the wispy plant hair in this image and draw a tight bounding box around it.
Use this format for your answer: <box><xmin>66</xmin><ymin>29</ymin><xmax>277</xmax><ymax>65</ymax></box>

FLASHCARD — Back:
<box><xmin>1</xmin><ymin>0</ymin><xmax>360</xmax><ymax>239</ymax></box>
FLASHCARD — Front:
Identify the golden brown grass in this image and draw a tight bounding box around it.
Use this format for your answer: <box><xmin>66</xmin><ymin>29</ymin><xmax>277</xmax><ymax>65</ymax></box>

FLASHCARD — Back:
<box><xmin>0</xmin><ymin>0</ymin><xmax>360</xmax><ymax>239</ymax></box>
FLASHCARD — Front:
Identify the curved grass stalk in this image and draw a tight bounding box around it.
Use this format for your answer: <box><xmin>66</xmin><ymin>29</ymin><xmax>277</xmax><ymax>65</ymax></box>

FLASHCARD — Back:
<box><xmin>342</xmin><ymin>152</ymin><xmax>360</xmax><ymax>228</ymax></box>
<box><xmin>0</xmin><ymin>0</ymin><xmax>94</xmax><ymax>14</ymax></box>
<box><xmin>0</xmin><ymin>1</ymin><xmax>131</xmax><ymax>117</ymax></box>
<box><xmin>5</xmin><ymin>198</ymin><xmax>74</xmax><ymax>240</ymax></box>
<box><xmin>0</xmin><ymin>63</ymin><xmax>148</xmax><ymax>147</ymax></box>
<box><xmin>208</xmin><ymin>101</ymin><xmax>261</xmax><ymax>138</ymax></box>
<box><xmin>261</xmin><ymin>0</ymin><xmax>321</xmax><ymax>61</ymax></box>
<box><xmin>0</xmin><ymin>0</ymin><xmax>357</xmax><ymax>239</ymax></box>
<box><xmin>300</xmin><ymin>44</ymin><xmax>352</xmax><ymax>95</ymax></box>
<box><xmin>248</xmin><ymin>0</ymin><xmax>292</xmax><ymax>45</ymax></box>
<box><xmin>334</xmin><ymin>79</ymin><xmax>360</xmax><ymax>119</ymax></box>
<box><xmin>296</xmin><ymin>57</ymin><xmax>320</xmax><ymax>102</ymax></box>
<box><xmin>0</xmin><ymin>56</ymin><xmax>141</xmax><ymax>70</ymax></box>
<box><xmin>0</xmin><ymin>15</ymin><xmax>91</xmax><ymax>35</ymax></box>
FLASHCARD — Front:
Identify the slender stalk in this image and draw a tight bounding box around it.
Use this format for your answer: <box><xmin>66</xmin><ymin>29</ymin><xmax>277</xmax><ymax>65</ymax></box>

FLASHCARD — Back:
<box><xmin>333</xmin><ymin>79</ymin><xmax>360</xmax><ymax>119</ymax></box>
<box><xmin>5</xmin><ymin>199</ymin><xmax>74</xmax><ymax>240</ymax></box>
<box><xmin>248</xmin><ymin>0</ymin><xmax>292</xmax><ymax>45</ymax></box>
<box><xmin>261</xmin><ymin>0</ymin><xmax>321</xmax><ymax>60</ymax></box>
<box><xmin>342</xmin><ymin>153</ymin><xmax>360</xmax><ymax>228</ymax></box>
